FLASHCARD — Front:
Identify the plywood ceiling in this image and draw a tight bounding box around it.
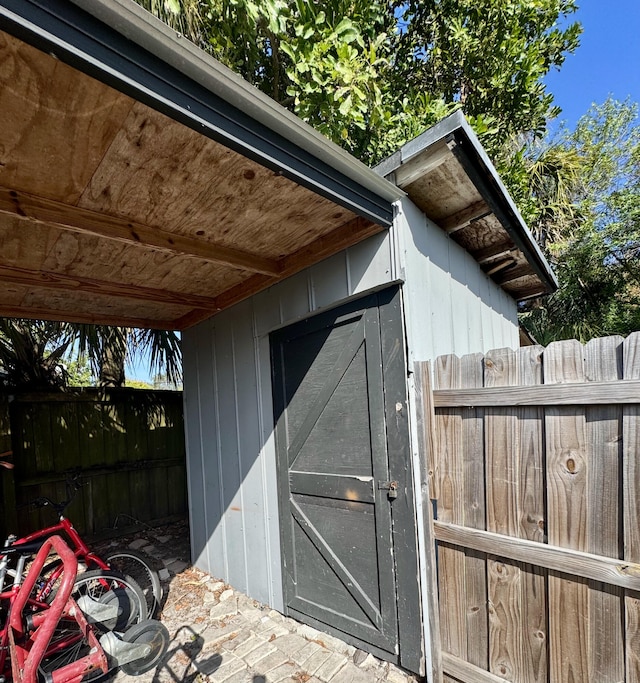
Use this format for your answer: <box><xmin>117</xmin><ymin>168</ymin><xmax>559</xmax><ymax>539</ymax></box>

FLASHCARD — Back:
<box><xmin>0</xmin><ymin>31</ymin><xmax>383</xmax><ymax>330</ymax></box>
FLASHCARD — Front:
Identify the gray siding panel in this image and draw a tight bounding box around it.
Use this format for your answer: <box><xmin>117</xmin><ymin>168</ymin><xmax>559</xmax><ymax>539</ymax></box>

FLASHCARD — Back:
<box><xmin>397</xmin><ymin>196</ymin><xmax>518</xmax><ymax>362</ymax></box>
<box><xmin>183</xmin><ymin>199</ymin><xmax>518</xmax><ymax>612</ymax></box>
<box><xmin>183</xmin><ymin>231</ymin><xmax>397</xmax><ymax>609</ymax></box>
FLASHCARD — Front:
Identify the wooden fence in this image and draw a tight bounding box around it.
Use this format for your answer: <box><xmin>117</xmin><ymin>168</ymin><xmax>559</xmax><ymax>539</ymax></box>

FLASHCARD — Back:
<box><xmin>0</xmin><ymin>388</ymin><xmax>187</xmax><ymax>540</ymax></box>
<box><xmin>415</xmin><ymin>332</ymin><xmax>640</xmax><ymax>683</ymax></box>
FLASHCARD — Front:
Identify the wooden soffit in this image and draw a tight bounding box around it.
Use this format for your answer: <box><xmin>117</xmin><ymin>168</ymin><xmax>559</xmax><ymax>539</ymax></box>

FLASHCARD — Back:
<box><xmin>0</xmin><ymin>14</ymin><xmax>393</xmax><ymax>330</ymax></box>
<box><xmin>376</xmin><ymin>112</ymin><xmax>558</xmax><ymax>301</ymax></box>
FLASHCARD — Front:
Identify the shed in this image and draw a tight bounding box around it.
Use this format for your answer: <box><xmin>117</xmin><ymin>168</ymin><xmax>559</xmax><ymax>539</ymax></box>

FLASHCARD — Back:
<box><xmin>0</xmin><ymin>1</ymin><xmax>556</xmax><ymax>678</ymax></box>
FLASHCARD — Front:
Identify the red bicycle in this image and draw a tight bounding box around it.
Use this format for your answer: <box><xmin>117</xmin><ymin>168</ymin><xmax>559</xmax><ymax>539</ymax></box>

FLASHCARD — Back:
<box><xmin>4</xmin><ymin>475</ymin><xmax>162</xmax><ymax>618</ymax></box>
<box><xmin>1</xmin><ymin>535</ymin><xmax>169</xmax><ymax>683</ymax></box>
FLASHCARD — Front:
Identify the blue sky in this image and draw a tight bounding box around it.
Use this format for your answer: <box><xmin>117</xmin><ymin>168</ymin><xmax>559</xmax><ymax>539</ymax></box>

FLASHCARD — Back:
<box><xmin>545</xmin><ymin>0</ymin><xmax>640</xmax><ymax>128</ymax></box>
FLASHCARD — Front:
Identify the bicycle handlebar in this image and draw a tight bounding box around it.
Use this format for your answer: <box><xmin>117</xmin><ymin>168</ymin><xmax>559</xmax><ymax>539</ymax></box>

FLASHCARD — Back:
<box><xmin>27</xmin><ymin>473</ymin><xmax>85</xmax><ymax>515</ymax></box>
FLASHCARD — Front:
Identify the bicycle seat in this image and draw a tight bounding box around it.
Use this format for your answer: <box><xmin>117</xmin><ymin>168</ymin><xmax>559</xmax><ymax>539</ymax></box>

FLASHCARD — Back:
<box><xmin>1</xmin><ymin>540</ymin><xmax>45</xmax><ymax>557</ymax></box>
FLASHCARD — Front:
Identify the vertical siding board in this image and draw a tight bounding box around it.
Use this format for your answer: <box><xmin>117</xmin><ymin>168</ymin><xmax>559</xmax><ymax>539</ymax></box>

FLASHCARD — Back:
<box><xmin>278</xmin><ymin>271</ymin><xmax>312</xmax><ymax>324</ymax></box>
<box><xmin>516</xmin><ymin>346</ymin><xmax>547</xmax><ymax>683</ymax></box>
<box><xmin>585</xmin><ymin>337</ymin><xmax>625</xmax><ymax>683</ymax></box>
<box><xmin>429</xmin><ymin>234</ymin><xmax>453</xmax><ymax>360</ymax></box>
<box><xmin>183</xmin><ymin>327</ymin><xmax>210</xmax><ymax>570</ymax></box>
<box><xmin>193</xmin><ymin>323</ymin><xmax>221</xmax><ymax>577</ymax></box>
<box><xmin>544</xmin><ymin>340</ymin><xmax>589</xmax><ymax>683</ymax></box>
<box><xmin>449</xmin><ymin>247</ymin><xmax>469</xmax><ymax>356</ymax></box>
<box><xmin>624</xmin><ymin>332</ymin><xmax>640</xmax><ymax>683</ymax></box>
<box><xmin>310</xmin><ymin>252</ymin><xmax>349</xmax><ymax>309</ymax></box>
<box><xmin>233</xmin><ymin>300</ymin><xmax>270</xmax><ymax>601</ymax></box>
<box><xmin>346</xmin><ymin>231</ymin><xmax>393</xmax><ymax>295</ymax></box>
<box><xmin>214</xmin><ymin>320</ymin><xmax>247</xmax><ymax>588</ymax></box>
<box><xmin>434</xmin><ymin>354</ymin><xmax>467</xmax><ymax>659</ymax></box>
<box><xmin>256</xmin><ymin>332</ymin><xmax>284</xmax><ymax>609</ymax></box>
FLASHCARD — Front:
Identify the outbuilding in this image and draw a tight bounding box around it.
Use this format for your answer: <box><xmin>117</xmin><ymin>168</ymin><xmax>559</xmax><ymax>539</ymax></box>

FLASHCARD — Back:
<box><xmin>0</xmin><ymin>1</ymin><xmax>556</xmax><ymax>678</ymax></box>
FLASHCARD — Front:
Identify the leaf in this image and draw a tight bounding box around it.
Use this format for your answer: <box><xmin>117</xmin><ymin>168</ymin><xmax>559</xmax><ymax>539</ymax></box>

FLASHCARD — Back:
<box><xmin>164</xmin><ymin>0</ymin><xmax>181</xmax><ymax>15</ymax></box>
<box><xmin>338</xmin><ymin>94</ymin><xmax>353</xmax><ymax>116</ymax></box>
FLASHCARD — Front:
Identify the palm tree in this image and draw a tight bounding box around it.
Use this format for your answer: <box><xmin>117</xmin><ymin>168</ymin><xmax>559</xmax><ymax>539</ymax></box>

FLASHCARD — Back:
<box><xmin>0</xmin><ymin>320</ymin><xmax>181</xmax><ymax>391</ymax></box>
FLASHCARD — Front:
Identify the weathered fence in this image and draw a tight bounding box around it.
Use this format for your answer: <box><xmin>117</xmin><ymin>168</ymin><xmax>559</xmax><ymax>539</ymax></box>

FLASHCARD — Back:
<box><xmin>0</xmin><ymin>389</ymin><xmax>187</xmax><ymax>540</ymax></box>
<box><xmin>415</xmin><ymin>332</ymin><xmax>640</xmax><ymax>683</ymax></box>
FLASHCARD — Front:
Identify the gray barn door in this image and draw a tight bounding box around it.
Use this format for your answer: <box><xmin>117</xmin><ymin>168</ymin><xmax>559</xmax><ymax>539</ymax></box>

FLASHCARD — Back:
<box><xmin>271</xmin><ymin>288</ymin><xmax>421</xmax><ymax>669</ymax></box>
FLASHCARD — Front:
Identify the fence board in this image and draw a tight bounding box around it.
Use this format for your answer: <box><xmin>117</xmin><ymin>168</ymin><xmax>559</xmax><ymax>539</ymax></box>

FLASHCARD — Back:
<box><xmin>516</xmin><ymin>347</ymin><xmax>547</xmax><ymax>683</ymax></box>
<box><xmin>460</xmin><ymin>352</ymin><xmax>487</xmax><ymax>670</ymax></box>
<box><xmin>624</xmin><ymin>332</ymin><xmax>640</xmax><ymax>683</ymax></box>
<box><xmin>544</xmin><ymin>340</ymin><xmax>589</xmax><ymax>683</ymax></box>
<box><xmin>585</xmin><ymin>336</ymin><xmax>624</xmax><ymax>682</ymax></box>
<box><xmin>2</xmin><ymin>389</ymin><xmax>187</xmax><ymax>538</ymax></box>
<box><xmin>413</xmin><ymin>362</ymin><xmax>443</xmax><ymax>683</ymax></box>
<box><xmin>434</xmin><ymin>353</ymin><xmax>467</xmax><ymax>659</ymax></box>
<box><xmin>428</xmin><ymin>334</ymin><xmax>639</xmax><ymax>683</ymax></box>
<box><xmin>484</xmin><ymin>347</ymin><xmax>523</xmax><ymax>681</ymax></box>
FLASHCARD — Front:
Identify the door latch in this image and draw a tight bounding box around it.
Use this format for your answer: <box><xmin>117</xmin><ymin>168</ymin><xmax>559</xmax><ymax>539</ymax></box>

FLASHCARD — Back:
<box><xmin>378</xmin><ymin>480</ymin><xmax>398</xmax><ymax>499</ymax></box>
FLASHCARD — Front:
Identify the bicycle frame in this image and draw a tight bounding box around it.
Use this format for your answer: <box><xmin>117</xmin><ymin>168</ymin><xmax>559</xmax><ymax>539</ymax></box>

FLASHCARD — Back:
<box><xmin>16</xmin><ymin>515</ymin><xmax>109</xmax><ymax>571</ymax></box>
<box><xmin>8</xmin><ymin>515</ymin><xmax>110</xmax><ymax>602</ymax></box>
<box><xmin>4</xmin><ymin>535</ymin><xmax>108</xmax><ymax>683</ymax></box>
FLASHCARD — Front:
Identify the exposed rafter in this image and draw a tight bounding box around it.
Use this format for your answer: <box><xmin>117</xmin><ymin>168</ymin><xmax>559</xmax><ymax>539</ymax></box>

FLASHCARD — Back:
<box><xmin>0</xmin><ymin>303</ymin><xmax>178</xmax><ymax>330</ymax></box>
<box><xmin>472</xmin><ymin>241</ymin><xmax>516</xmax><ymax>264</ymax></box>
<box><xmin>441</xmin><ymin>200</ymin><xmax>491</xmax><ymax>234</ymax></box>
<box><xmin>0</xmin><ymin>265</ymin><xmax>221</xmax><ymax>310</ymax></box>
<box><xmin>0</xmin><ymin>188</ymin><xmax>281</xmax><ymax>276</ymax></box>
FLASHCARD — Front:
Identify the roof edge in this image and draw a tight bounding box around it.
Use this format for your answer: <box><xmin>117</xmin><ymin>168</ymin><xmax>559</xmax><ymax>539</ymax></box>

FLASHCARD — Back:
<box><xmin>376</xmin><ymin>111</ymin><xmax>558</xmax><ymax>295</ymax></box>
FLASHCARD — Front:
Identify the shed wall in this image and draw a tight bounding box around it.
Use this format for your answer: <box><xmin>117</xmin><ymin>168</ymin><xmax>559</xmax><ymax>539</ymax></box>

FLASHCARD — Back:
<box><xmin>182</xmin><ymin>199</ymin><xmax>520</xmax><ymax>610</ymax></box>
<box><xmin>182</xmin><ymin>231</ymin><xmax>399</xmax><ymax>609</ymax></box>
<box><xmin>396</xmin><ymin>197</ymin><xmax>519</xmax><ymax>363</ymax></box>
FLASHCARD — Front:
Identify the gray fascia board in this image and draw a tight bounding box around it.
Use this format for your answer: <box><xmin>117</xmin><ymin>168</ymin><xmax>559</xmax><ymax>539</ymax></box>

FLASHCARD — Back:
<box><xmin>375</xmin><ymin>111</ymin><xmax>558</xmax><ymax>293</ymax></box>
<box><xmin>0</xmin><ymin>0</ymin><xmax>402</xmax><ymax>225</ymax></box>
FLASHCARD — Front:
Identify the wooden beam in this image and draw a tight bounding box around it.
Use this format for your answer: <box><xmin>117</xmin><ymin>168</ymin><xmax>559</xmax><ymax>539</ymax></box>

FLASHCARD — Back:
<box><xmin>0</xmin><ymin>304</ymin><xmax>178</xmax><ymax>330</ymax></box>
<box><xmin>0</xmin><ymin>187</ymin><xmax>280</xmax><ymax>276</ymax></box>
<box><xmin>442</xmin><ymin>653</ymin><xmax>511</xmax><ymax>683</ymax></box>
<box><xmin>395</xmin><ymin>141</ymin><xmax>453</xmax><ymax>188</ymax></box>
<box><xmin>483</xmin><ymin>257</ymin><xmax>517</xmax><ymax>277</ymax></box>
<box><xmin>176</xmin><ymin>216</ymin><xmax>385</xmax><ymax>329</ymax></box>
<box><xmin>0</xmin><ymin>265</ymin><xmax>221</xmax><ymax>310</ymax></box>
<box><xmin>434</xmin><ymin>521</ymin><xmax>640</xmax><ymax>592</ymax></box>
<box><xmin>471</xmin><ymin>240</ymin><xmax>515</xmax><ymax>264</ymax></box>
<box><xmin>441</xmin><ymin>200</ymin><xmax>491</xmax><ymax>234</ymax></box>
<box><xmin>433</xmin><ymin>379</ymin><xmax>640</xmax><ymax>407</ymax></box>
<box><xmin>494</xmin><ymin>263</ymin><xmax>534</xmax><ymax>285</ymax></box>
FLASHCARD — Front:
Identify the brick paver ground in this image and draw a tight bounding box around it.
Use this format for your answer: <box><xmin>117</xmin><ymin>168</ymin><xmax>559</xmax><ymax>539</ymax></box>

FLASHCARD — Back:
<box><xmin>97</xmin><ymin>520</ymin><xmax>420</xmax><ymax>683</ymax></box>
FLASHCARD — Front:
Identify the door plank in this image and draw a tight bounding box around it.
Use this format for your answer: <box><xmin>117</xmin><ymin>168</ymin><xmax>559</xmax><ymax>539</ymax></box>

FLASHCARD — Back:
<box><xmin>291</xmin><ymin>499</ymin><xmax>381</xmax><ymax>627</ymax></box>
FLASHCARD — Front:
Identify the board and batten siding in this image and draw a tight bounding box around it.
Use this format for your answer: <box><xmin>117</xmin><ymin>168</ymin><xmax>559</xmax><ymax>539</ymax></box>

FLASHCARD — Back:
<box><xmin>396</xmin><ymin>198</ymin><xmax>519</xmax><ymax>363</ymax></box>
<box><xmin>182</xmin><ymin>196</ymin><xmax>520</xmax><ymax>611</ymax></box>
<box><xmin>182</xmin><ymin>230</ymin><xmax>400</xmax><ymax>609</ymax></box>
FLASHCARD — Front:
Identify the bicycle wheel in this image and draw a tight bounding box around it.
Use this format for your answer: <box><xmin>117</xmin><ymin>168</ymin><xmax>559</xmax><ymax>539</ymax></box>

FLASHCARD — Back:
<box><xmin>71</xmin><ymin>569</ymin><xmax>148</xmax><ymax>631</ymax></box>
<box><xmin>119</xmin><ymin>620</ymin><xmax>170</xmax><ymax>676</ymax></box>
<box><xmin>104</xmin><ymin>548</ymin><xmax>163</xmax><ymax>617</ymax></box>
<box><xmin>38</xmin><ymin>570</ymin><xmax>148</xmax><ymax>681</ymax></box>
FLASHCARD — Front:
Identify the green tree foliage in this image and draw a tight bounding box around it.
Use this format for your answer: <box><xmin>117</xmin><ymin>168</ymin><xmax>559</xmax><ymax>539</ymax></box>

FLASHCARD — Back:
<box><xmin>136</xmin><ymin>0</ymin><xmax>580</xmax><ymax>164</ymax></box>
<box><xmin>520</xmin><ymin>99</ymin><xmax>640</xmax><ymax>343</ymax></box>
<box><xmin>397</xmin><ymin>0</ymin><xmax>581</xmax><ymax>155</ymax></box>
<box><xmin>0</xmin><ymin>320</ymin><xmax>72</xmax><ymax>390</ymax></box>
